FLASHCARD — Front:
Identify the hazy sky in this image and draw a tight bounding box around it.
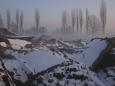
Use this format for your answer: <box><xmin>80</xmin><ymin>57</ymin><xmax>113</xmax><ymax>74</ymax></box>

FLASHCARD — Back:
<box><xmin>0</xmin><ymin>0</ymin><xmax>115</xmax><ymax>33</ymax></box>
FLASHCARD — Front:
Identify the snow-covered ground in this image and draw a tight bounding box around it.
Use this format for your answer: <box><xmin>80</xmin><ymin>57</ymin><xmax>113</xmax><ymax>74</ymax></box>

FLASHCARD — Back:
<box><xmin>0</xmin><ymin>42</ymin><xmax>7</xmax><ymax>47</ymax></box>
<box><xmin>8</xmin><ymin>38</ymin><xmax>31</xmax><ymax>50</ymax></box>
<box><xmin>4</xmin><ymin>49</ymin><xmax>64</xmax><ymax>71</ymax></box>
<box><xmin>98</xmin><ymin>67</ymin><xmax>115</xmax><ymax>86</ymax></box>
<box><xmin>0</xmin><ymin>37</ymin><xmax>113</xmax><ymax>86</ymax></box>
<box><xmin>34</xmin><ymin>60</ymin><xmax>105</xmax><ymax>86</ymax></box>
<box><xmin>69</xmin><ymin>39</ymin><xmax>107</xmax><ymax>67</ymax></box>
<box><xmin>2</xmin><ymin>59</ymin><xmax>29</xmax><ymax>82</ymax></box>
<box><xmin>13</xmin><ymin>48</ymin><xmax>65</xmax><ymax>74</ymax></box>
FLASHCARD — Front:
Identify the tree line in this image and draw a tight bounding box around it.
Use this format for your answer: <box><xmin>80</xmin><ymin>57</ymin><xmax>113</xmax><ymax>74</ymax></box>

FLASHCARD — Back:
<box><xmin>0</xmin><ymin>0</ymin><xmax>107</xmax><ymax>36</ymax></box>
<box><xmin>61</xmin><ymin>0</ymin><xmax>107</xmax><ymax>35</ymax></box>
<box><xmin>0</xmin><ymin>8</ymin><xmax>40</xmax><ymax>35</ymax></box>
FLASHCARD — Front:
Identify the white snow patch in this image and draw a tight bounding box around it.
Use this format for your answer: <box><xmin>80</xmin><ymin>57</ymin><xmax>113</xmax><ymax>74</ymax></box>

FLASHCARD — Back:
<box><xmin>0</xmin><ymin>42</ymin><xmax>7</xmax><ymax>47</ymax></box>
<box><xmin>8</xmin><ymin>39</ymin><xmax>31</xmax><ymax>50</ymax></box>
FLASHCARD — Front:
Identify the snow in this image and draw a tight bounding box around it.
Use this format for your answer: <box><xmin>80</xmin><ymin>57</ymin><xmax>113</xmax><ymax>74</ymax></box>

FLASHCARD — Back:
<box><xmin>2</xmin><ymin>59</ymin><xmax>29</xmax><ymax>82</ymax></box>
<box><xmin>35</xmin><ymin>60</ymin><xmax>105</xmax><ymax>86</ymax></box>
<box><xmin>0</xmin><ymin>42</ymin><xmax>7</xmax><ymax>47</ymax></box>
<box><xmin>7</xmin><ymin>48</ymin><xmax>65</xmax><ymax>74</ymax></box>
<box><xmin>20</xmin><ymin>49</ymin><xmax>65</xmax><ymax>74</ymax></box>
<box><xmin>70</xmin><ymin>39</ymin><xmax>107</xmax><ymax>67</ymax></box>
<box><xmin>0</xmin><ymin>37</ymin><xmax>111</xmax><ymax>86</ymax></box>
<box><xmin>98</xmin><ymin>67</ymin><xmax>115</xmax><ymax>86</ymax></box>
<box><xmin>5</xmin><ymin>38</ymin><xmax>108</xmax><ymax>75</ymax></box>
<box><xmin>89</xmin><ymin>72</ymin><xmax>105</xmax><ymax>86</ymax></box>
<box><xmin>8</xmin><ymin>39</ymin><xmax>31</xmax><ymax>50</ymax></box>
<box><xmin>58</xmin><ymin>40</ymin><xmax>75</xmax><ymax>48</ymax></box>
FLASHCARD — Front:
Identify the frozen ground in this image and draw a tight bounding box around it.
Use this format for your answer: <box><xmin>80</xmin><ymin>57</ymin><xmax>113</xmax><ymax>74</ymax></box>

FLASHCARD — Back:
<box><xmin>98</xmin><ymin>67</ymin><xmax>115</xmax><ymax>86</ymax></box>
<box><xmin>0</xmin><ymin>37</ymin><xmax>114</xmax><ymax>86</ymax></box>
<box><xmin>7</xmin><ymin>48</ymin><xmax>65</xmax><ymax>74</ymax></box>
<box><xmin>68</xmin><ymin>39</ymin><xmax>107</xmax><ymax>67</ymax></box>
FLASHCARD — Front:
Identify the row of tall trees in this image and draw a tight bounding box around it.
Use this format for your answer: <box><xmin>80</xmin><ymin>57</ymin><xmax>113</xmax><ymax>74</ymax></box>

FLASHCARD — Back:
<box><xmin>61</xmin><ymin>8</ymin><xmax>86</xmax><ymax>34</ymax></box>
<box><xmin>0</xmin><ymin>8</ymin><xmax>40</xmax><ymax>34</ymax></box>
<box><xmin>61</xmin><ymin>0</ymin><xmax>107</xmax><ymax>35</ymax></box>
<box><xmin>6</xmin><ymin>9</ymin><xmax>24</xmax><ymax>33</ymax></box>
<box><xmin>0</xmin><ymin>0</ymin><xmax>107</xmax><ymax>36</ymax></box>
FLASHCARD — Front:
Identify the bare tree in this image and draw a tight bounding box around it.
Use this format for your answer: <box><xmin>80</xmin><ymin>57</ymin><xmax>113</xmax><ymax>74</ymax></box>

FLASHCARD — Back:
<box><xmin>16</xmin><ymin>8</ymin><xmax>20</xmax><ymax>33</ymax></box>
<box><xmin>0</xmin><ymin>14</ymin><xmax>4</xmax><ymax>28</ymax></box>
<box><xmin>20</xmin><ymin>10</ymin><xmax>23</xmax><ymax>33</ymax></box>
<box><xmin>90</xmin><ymin>15</ymin><xmax>97</xmax><ymax>34</ymax></box>
<box><xmin>100</xmin><ymin>0</ymin><xmax>107</xmax><ymax>34</ymax></box>
<box><xmin>7</xmin><ymin>9</ymin><xmax>11</xmax><ymax>29</ymax></box>
<box><xmin>79</xmin><ymin>8</ymin><xmax>83</xmax><ymax>34</ymax></box>
<box><xmin>35</xmin><ymin>9</ymin><xmax>40</xmax><ymax>33</ymax></box>
<box><xmin>76</xmin><ymin>8</ymin><xmax>79</xmax><ymax>33</ymax></box>
<box><xmin>86</xmin><ymin>8</ymin><xmax>89</xmax><ymax>35</ymax></box>
<box><xmin>10</xmin><ymin>21</ymin><xmax>17</xmax><ymax>33</ymax></box>
<box><xmin>62</xmin><ymin>11</ymin><xmax>67</xmax><ymax>33</ymax></box>
<box><xmin>71</xmin><ymin>10</ymin><xmax>76</xmax><ymax>33</ymax></box>
<box><xmin>89</xmin><ymin>15</ymin><xmax>100</xmax><ymax>34</ymax></box>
